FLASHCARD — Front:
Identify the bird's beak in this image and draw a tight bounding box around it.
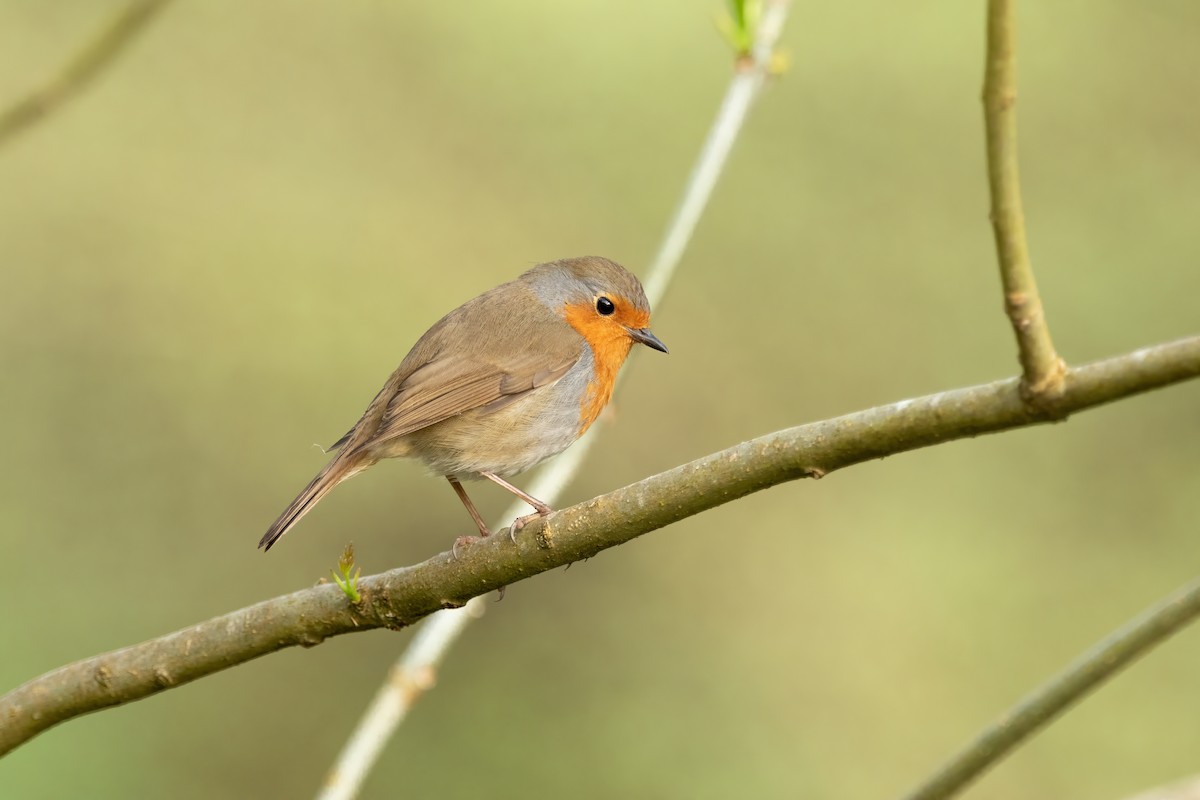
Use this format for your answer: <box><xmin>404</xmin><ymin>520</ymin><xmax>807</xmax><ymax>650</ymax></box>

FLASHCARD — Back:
<box><xmin>627</xmin><ymin>327</ymin><xmax>669</xmax><ymax>354</ymax></box>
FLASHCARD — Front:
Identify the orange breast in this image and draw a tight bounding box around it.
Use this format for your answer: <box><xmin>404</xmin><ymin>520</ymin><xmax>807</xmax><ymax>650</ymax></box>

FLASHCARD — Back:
<box><xmin>562</xmin><ymin>303</ymin><xmax>641</xmax><ymax>433</ymax></box>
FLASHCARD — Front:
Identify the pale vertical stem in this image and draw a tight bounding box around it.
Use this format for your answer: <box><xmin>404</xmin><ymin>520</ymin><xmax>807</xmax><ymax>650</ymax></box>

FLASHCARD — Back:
<box><xmin>983</xmin><ymin>0</ymin><xmax>1065</xmax><ymax>400</ymax></box>
<box><xmin>900</xmin><ymin>575</ymin><xmax>1200</xmax><ymax>800</ymax></box>
<box><xmin>316</xmin><ymin>4</ymin><xmax>792</xmax><ymax>799</ymax></box>
<box><xmin>643</xmin><ymin>0</ymin><xmax>789</xmax><ymax>307</ymax></box>
<box><xmin>0</xmin><ymin>0</ymin><xmax>173</xmax><ymax>147</ymax></box>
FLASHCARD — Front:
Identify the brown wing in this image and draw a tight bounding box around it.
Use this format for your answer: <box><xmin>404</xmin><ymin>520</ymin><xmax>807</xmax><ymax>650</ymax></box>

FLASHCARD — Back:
<box><xmin>333</xmin><ymin>281</ymin><xmax>583</xmax><ymax>455</ymax></box>
<box><xmin>370</xmin><ymin>349</ymin><xmax>577</xmax><ymax>443</ymax></box>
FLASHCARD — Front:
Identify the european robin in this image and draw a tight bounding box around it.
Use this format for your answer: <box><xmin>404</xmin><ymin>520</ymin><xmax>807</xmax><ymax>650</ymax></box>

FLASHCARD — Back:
<box><xmin>259</xmin><ymin>256</ymin><xmax>668</xmax><ymax>551</ymax></box>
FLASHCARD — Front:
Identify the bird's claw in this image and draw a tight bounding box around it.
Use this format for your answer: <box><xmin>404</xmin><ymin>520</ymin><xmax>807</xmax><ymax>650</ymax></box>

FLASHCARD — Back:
<box><xmin>508</xmin><ymin>506</ymin><xmax>553</xmax><ymax>543</ymax></box>
<box><xmin>451</xmin><ymin>534</ymin><xmax>482</xmax><ymax>561</ymax></box>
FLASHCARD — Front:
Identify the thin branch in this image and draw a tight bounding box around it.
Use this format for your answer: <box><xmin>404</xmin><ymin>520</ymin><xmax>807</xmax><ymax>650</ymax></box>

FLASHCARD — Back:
<box><xmin>900</xmin><ymin>573</ymin><xmax>1200</xmax><ymax>800</ymax></box>
<box><xmin>318</xmin><ymin>3</ymin><xmax>793</xmax><ymax>798</ymax></box>
<box><xmin>3</xmin><ymin>333</ymin><xmax>1197</xmax><ymax>759</ymax></box>
<box><xmin>983</xmin><ymin>0</ymin><xmax>1065</xmax><ymax>401</ymax></box>
<box><xmin>0</xmin><ymin>0</ymin><xmax>172</xmax><ymax>147</ymax></box>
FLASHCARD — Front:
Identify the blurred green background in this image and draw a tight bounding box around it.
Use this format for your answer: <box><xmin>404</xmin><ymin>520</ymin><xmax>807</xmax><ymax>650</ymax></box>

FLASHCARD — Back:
<box><xmin>2</xmin><ymin>1</ymin><xmax>1199</xmax><ymax>798</ymax></box>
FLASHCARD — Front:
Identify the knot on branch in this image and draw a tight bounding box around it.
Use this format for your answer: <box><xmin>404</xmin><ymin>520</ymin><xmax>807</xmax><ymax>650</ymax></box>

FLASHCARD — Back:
<box><xmin>388</xmin><ymin>664</ymin><xmax>437</xmax><ymax>702</ymax></box>
<box><xmin>1004</xmin><ymin>290</ymin><xmax>1030</xmax><ymax>317</ymax></box>
<box><xmin>296</xmin><ymin>631</ymin><xmax>327</xmax><ymax>649</ymax></box>
<box><xmin>93</xmin><ymin>665</ymin><xmax>112</xmax><ymax>689</ymax></box>
<box><xmin>152</xmin><ymin>667</ymin><xmax>174</xmax><ymax>688</ymax></box>
<box><xmin>534</xmin><ymin>520</ymin><xmax>555</xmax><ymax>550</ymax></box>
<box><xmin>1019</xmin><ymin>358</ymin><xmax>1070</xmax><ymax>417</ymax></box>
<box><xmin>984</xmin><ymin>87</ymin><xmax>1017</xmax><ymax>112</ymax></box>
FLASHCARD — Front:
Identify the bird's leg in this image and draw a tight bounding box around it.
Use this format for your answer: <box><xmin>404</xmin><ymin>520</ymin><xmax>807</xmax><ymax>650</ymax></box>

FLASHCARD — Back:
<box><xmin>447</xmin><ymin>476</ymin><xmax>491</xmax><ymax>559</ymax></box>
<box><xmin>479</xmin><ymin>471</ymin><xmax>553</xmax><ymax>514</ymax></box>
<box><xmin>447</xmin><ymin>476</ymin><xmax>491</xmax><ymax>535</ymax></box>
<box><xmin>479</xmin><ymin>471</ymin><xmax>555</xmax><ymax>542</ymax></box>
<box><xmin>448</xmin><ymin>476</ymin><xmax>510</xmax><ymax>600</ymax></box>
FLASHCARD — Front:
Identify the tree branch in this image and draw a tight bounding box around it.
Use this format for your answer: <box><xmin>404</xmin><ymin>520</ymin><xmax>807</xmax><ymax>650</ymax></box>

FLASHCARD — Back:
<box><xmin>2</xmin><ymin>333</ymin><xmax>1197</xmax><ymax>758</ymax></box>
<box><xmin>901</xmin><ymin>573</ymin><xmax>1200</xmax><ymax>800</ymax></box>
<box><xmin>0</xmin><ymin>0</ymin><xmax>172</xmax><ymax>148</ymax></box>
<box><xmin>983</xmin><ymin>0</ymin><xmax>1065</xmax><ymax>401</ymax></box>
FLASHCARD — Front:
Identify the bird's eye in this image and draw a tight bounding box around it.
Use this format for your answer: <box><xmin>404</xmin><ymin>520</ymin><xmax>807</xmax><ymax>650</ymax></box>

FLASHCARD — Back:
<box><xmin>596</xmin><ymin>296</ymin><xmax>615</xmax><ymax>316</ymax></box>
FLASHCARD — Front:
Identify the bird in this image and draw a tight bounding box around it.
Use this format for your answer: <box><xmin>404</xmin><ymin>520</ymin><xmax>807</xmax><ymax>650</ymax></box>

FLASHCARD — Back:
<box><xmin>259</xmin><ymin>256</ymin><xmax>668</xmax><ymax>552</ymax></box>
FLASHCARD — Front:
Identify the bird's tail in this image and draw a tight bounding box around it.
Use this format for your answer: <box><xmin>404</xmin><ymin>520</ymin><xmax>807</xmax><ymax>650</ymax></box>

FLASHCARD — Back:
<box><xmin>259</xmin><ymin>453</ymin><xmax>371</xmax><ymax>551</ymax></box>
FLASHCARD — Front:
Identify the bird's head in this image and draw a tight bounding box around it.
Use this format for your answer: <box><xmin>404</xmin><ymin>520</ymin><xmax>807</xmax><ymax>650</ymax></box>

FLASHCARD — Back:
<box><xmin>523</xmin><ymin>256</ymin><xmax>668</xmax><ymax>357</ymax></box>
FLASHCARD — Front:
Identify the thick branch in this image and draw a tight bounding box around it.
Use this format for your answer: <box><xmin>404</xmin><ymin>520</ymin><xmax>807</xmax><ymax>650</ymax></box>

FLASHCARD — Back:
<box><xmin>0</xmin><ymin>0</ymin><xmax>172</xmax><ymax>147</ymax></box>
<box><xmin>2</xmin><ymin>334</ymin><xmax>1198</xmax><ymax>757</ymax></box>
<box><xmin>983</xmin><ymin>0</ymin><xmax>1065</xmax><ymax>400</ymax></box>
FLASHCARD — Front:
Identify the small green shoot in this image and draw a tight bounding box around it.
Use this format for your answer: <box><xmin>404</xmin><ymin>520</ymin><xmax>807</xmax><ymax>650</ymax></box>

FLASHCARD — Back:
<box><xmin>332</xmin><ymin>543</ymin><xmax>362</xmax><ymax>604</ymax></box>
<box><xmin>714</xmin><ymin>0</ymin><xmax>761</xmax><ymax>59</ymax></box>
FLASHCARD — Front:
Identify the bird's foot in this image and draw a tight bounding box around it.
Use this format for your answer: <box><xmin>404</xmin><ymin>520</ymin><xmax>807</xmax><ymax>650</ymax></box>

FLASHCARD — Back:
<box><xmin>508</xmin><ymin>505</ymin><xmax>554</xmax><ymax>543</ymax></box>
<box><xmin>451</xmin><ymin>534</ymin><xmax>484</xmax><ymax>561</ymax></box>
